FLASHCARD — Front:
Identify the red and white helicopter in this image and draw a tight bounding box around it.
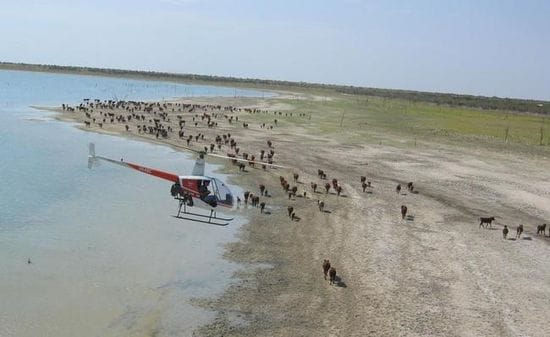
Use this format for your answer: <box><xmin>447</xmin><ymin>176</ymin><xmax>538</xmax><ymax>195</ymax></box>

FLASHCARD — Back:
<box><xmin>88</xmin><ymin>143</ymin><xmax>235</xmax><ymax>226</ymax></box>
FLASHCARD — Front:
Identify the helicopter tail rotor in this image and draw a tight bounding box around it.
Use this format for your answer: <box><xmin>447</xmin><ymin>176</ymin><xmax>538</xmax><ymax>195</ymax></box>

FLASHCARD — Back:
<box><xmin>88</xmin><ymin>143</ymin><xmax>100</xmax><ymax>169</ymax></box>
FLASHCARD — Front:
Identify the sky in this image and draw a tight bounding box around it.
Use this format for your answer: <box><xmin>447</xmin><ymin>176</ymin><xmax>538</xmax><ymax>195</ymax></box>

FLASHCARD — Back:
<box><xmin>1</xmin><ymin>0</ymin><xmax>549</xmax><ymax>100</ymax></box>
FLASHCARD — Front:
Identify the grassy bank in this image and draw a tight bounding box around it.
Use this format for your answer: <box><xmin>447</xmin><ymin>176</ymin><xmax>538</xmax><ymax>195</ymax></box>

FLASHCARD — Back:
<box><xmin>241</xmin><ymin>93</ymin><xmax>550</xmax><ymax>154</ymax></box>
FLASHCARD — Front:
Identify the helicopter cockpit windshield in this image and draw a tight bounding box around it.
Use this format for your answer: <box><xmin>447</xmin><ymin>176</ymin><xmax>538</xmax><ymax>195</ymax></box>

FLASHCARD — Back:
<box><xmin>209</xmin><ymin>178</ymin><xmax>234</xmax><ymax>208</ymax></box>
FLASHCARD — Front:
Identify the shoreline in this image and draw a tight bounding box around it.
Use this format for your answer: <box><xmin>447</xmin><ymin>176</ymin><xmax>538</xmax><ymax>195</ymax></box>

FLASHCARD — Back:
<box><xmin>40</xmin><ymin>98</ymin><xmax>288</xmax><ymax>335</ymax></box>
<box><xmin>43</xmin><ymin>104</ymin><xmax>257</xmax><ymax>336</ymax></box>
<box><xmin>1</xmin><ymin>63</ymin><xmax>313</xmax><ymax>100</ymax></box>
<box><xmin>42</xmin><ymin>90</ymin><xmax>550</xmax><ymax>336</ymax></box>
<box><xmin>3</xmin><ymin>62</ymin><xmax>548</xmax><ymax>113</ymax></box>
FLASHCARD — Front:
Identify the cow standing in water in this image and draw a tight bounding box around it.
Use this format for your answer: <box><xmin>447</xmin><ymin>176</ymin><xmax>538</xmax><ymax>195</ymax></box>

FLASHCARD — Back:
<box><xmin>401</xmin><ymin>205</ymin><xmax>408</xmax><ymax>219</ymax></box>
<box><xmin>322</xmin><ymin>260</ymin><xmax>331</xmax><ymax>280</ymax></box>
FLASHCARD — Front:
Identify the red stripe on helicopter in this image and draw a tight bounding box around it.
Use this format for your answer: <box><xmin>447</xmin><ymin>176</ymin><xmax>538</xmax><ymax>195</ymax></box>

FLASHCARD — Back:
<box><xmin>125</xmin><ymin>163</ymin><xmax>179</xmax><ymax>182</ymax></box>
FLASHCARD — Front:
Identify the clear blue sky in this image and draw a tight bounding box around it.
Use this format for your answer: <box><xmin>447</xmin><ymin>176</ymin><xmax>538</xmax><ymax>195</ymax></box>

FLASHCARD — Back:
<box><xmin>1</xmin><ymin>0</ymin><xmax>549</xmax><ymax>100</ymax></box>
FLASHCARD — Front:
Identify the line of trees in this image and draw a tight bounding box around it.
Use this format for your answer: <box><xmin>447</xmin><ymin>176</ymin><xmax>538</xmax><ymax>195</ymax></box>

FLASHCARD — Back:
<box><xmin>1</xmin><ymin>61</ymin><xmax>548</xmax><ymax>114</ymax></box>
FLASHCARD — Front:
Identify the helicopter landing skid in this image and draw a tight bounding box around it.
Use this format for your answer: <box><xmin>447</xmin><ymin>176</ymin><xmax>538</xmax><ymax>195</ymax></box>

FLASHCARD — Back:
<box><xmin>172</xmin><ymin>215</ymin><xmax>229</xmax><ymax>226</ymax></box>
<box><xmin>174</xmin><ymin>198</ymin><xmax>233</xmax><ymax>226</ymax></box>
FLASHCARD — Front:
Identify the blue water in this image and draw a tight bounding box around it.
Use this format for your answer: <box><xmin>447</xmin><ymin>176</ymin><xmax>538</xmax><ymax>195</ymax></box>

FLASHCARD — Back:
<box><xmin>0</xmin><ymin>70</ymin><xmax>258</xmax><ymax>337</ymax></box>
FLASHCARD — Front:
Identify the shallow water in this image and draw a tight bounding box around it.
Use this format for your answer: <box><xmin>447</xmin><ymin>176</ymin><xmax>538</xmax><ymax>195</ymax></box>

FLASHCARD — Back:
<box><xmin>0</xmin><ymin>70</ymin><xmax>258</xmax><ymax>336</ymax></box>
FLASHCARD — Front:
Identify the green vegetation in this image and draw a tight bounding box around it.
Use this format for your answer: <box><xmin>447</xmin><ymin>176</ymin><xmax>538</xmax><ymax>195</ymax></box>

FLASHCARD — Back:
<box><xmin>243</xmin><ymin>93</ymin><xmax>550</xmax><ymax>150</ymax></box>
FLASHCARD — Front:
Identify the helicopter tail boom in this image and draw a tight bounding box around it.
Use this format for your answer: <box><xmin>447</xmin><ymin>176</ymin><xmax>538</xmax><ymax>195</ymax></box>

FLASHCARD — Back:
<box><xmin>87</xmin><ymin>143</ymin><xmax>180</xmax><ymax>182</ymax></box>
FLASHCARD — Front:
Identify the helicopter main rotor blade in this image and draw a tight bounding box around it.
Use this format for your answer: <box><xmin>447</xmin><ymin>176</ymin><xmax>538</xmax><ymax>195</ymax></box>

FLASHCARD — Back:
<box><xmin>206</xmin><ymin>153</ymin><xmax>289</xmax><ymax>169</ymax></box>
<box><xmin>170</xmin><ymin>143</ymin><xmax>290</xmax><ymax>169</ymax></box>
<box><xmin>175</xmin><ymin>144</ymin><xmax>203</xmax><ymax>154</ymax></box>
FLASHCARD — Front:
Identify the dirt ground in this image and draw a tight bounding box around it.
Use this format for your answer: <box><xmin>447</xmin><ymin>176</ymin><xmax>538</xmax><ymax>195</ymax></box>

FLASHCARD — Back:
<box><xmin>53</xmin><ymin>94</ymin><xmax>550</xmax><ymax>337</ymax></box>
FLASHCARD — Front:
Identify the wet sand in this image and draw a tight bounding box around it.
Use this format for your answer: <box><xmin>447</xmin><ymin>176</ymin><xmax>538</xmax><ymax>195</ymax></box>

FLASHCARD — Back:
<box><xmin>51</xmin><ymin>93</ymin><xmax>550</xmax><ymax>337</ymax></box>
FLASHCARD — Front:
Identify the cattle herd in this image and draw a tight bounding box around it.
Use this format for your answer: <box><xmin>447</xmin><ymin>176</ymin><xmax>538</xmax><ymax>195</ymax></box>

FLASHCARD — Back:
<box><xmin>480</xmin><ymin>216</ymin><xmax>547</xmax><ymax>241</ymax></box>
<box><xmin>63</xmin><ymin>98</ymin><xmax>549</xmax><ymax>289</ymax></box>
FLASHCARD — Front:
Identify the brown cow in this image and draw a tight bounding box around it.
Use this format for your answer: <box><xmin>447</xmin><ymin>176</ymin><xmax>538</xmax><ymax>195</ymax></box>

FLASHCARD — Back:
<box><xmin>311</xmin><ymin>182</ymin><xmax>318</xmax><ymax>193</ymax></box>
<box><xmin>401</xmin><ymin>205</ymin><xmax>408</xmax><ymax>219</ymax></box>
<box><xmin>322</xmin><ymin>259</ymin><xmax>331</xmax><ymax>280</ymax></box>
<box><xmin>536</xmin><ymin>224</ymin><xmax>547</xmax><ymax>235</ymax></box>
<box><xmin>329</xmin><ymin>267</ymin><xmax>337</xmax><ymax>285</ymax></box>
<box><xmin>287</xmin><ymin>206</ymin><xmax>294</xmax><ymax>218</ymax></box>
<box><xmin>396</xmin><ymin>184</ymin><xmax>401</xmax><ymax>194</ymax></box>
<box><xmin>516</xmin><ymin>224</ymin><xmax>524</xmax><ymax>239</ymax></box>
<box><xmin>479</xmin><ymin>217</ymin><xmax>495</xmax><ymax>228</ymax></box>
<box><xmin>318</xmin><ymin>200</ymin><xmax>325</xmax><ymax>212</ymax></box>
<box><xmin>502</xmin><ymin>225</ymin><xmax>509</xmax><ymax>239</ymax></box>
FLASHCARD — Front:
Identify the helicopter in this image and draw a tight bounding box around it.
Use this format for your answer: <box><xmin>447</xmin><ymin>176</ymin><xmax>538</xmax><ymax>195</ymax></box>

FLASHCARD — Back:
<box><xmin>87</xmin><ymin>143</ymin><xmax>286</xmax><ymax>226</ymax></box>
<box><xmin>87</xmin><ymin>143</ymin><xmax>234</xmax><ymax>225</ymax></box>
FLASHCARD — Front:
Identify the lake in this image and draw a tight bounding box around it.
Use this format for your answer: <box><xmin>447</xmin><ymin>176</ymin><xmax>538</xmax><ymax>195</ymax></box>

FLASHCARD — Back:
<box><xmin>0</xmin><ymin>70</ymin><xmax>262</xmax><ymax>337</ymax></box>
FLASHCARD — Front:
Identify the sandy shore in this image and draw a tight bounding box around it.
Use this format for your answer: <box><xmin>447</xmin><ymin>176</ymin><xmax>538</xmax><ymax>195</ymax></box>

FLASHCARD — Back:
<box><xmin>50</xmin><ymin>93</ymin><xmax>550</xmax><ymax>337</ymax></box>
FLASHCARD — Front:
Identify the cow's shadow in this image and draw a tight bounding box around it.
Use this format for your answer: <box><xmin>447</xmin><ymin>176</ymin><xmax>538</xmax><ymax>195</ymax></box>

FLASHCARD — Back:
<box><xmin>522</xmin><ymin>236</ymin><xmax>532</xmax><ymax>241</ymax></box>
<box><xmin>333</xmin><ymin>276</ymin><xmax>347</xmax><ymax>288</ymax></box>
<box><xmin>405</xmin><ymin>215</ymin><xmax>415</xmax><ymax>221</ymax></box>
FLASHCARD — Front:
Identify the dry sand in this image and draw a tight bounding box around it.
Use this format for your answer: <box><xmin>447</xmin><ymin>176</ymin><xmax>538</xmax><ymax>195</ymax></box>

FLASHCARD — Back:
<box><xmin>51</xmin><ymin>94</ymin><xmax>550</xmax><ymax>337</ymax></box>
